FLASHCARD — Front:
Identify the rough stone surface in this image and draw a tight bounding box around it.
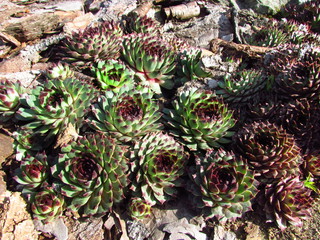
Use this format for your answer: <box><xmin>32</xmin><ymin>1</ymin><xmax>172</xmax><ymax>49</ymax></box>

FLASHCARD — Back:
<box><xmin>0</xmin><ymin>192</ymin><xmax>39</xmax><ymax>240</ymax></box>
<box><xmin>34</xmin><ymin>218</ymin><xmax>68</xmax><ymax>240</ymax></box>
<box><xmin>94</xmin><ymin>0</ymin><xmax>137</xmax><ymax>21</ymax></box>
<box><xmin>0</xmin><ymin>71</ymin><xmax>41</xmax><ymax>88</ymax></box>
<box><xmin>65</xmin><ymin>217</ymin><xmax>104</xmax><ymax>240</ymax></box>
<box><xmin>164</xmin><ymin>3</ymin><xmax>233</xmax><ymax>49</ymax></box>
<box><xmin>213</xmin><ymin>225</ymin><xmax>238</xmax><ymax>240</ymax></box>
<box><xmin>0</xmin><ymin>134</ymin><xmax>13</xmax><ymax>165</ymax></box>
<box><xmin>239</xmin><ymin>0</ymin><xmax>291</xmax><ymax>15</ymax></box>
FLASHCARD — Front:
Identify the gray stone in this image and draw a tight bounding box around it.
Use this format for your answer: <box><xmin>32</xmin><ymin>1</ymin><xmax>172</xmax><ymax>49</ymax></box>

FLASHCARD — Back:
<box><xmin>127</xmin><ymin>220</ymin><xmax>150</xmax><ymax>240</ymax></box>
<box><xmin>54</xmin><ymin>1</ymin><xmax>84</xmax><ymax>11</ymax></box>
<box><xmin>213</xmin><ymin>225</ymin><xmax>238</xmax><ymax>240</ymax></box>
<box><xmin>34</xmin><ymin>218</ymin><xmax>68</xmax><ymax>240</ymax></box>
<box><xmin>166</xmin><ymin>3</ymin><xmax>233</xmax><ymax>49</ymax></box>
<box><xmin>240</xmin><ymin>0</ymin><xmax>291</xmax><ymax>15</ymax></box>
<box><xmin>95</xmin><ymin>0</ymin><xmax>137</xmax><ymax>21</ymax></box>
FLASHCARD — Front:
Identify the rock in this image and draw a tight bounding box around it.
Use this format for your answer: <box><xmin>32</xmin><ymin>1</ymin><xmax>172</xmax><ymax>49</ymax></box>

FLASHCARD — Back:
<box><xmin>0</xmin><ymin>171</ymin><xmax>7</xmax><ymax>199</ymax></box>
<box><xmin>0</xmin><ymin>133</ymin><xmax>13</xmax><ymax>165</ymax></box>
<box><xmin>34</xmin><ymin>218</ymin><xmax>68</xmax><ymax>240</ymax></box>
<box><xmin>0</xmin><ymin>71</ymin><xmax>41</xmax><ymax>87</ymax></box>
<box><xmin>213</xmin><ymin>225</ymin><xmax>238</xmax><ymax>240</ymax></box>
<box><xmin>54</xmin><ymin>0</ymin><xmax>84</xmax><ymax>12</ymax></box>
<box><xmin>127</xmin><ymin>220</ymin><xmax>150</xmax><ymax>240</ymax></box>
<box><xmin>0</xmin><ymin>0</ymin><xmax>24</xmax><ymax>23</ymax></box>
<box><xmin>240</xmin><ymin>0</ymin><xmax>291</xmax><ymax>15</ymax></box>
<box><xmin>0</xmin><ymin>55</ymin><xmax>32</xmax><ymax>73</ymax></box>
<box><xmin>166</xmin><ymin>3</ymin><xmax>233</xmax><ymax>49</ymax></box>
<box><xmin>162</xmin><ymin>218</ymin><xmax>207</xmax><ymax>240</ymax></box>
<box><xmin>65</xmin><ymin>217</ymin><xmax>104</xmax><ymax>240</ymax></box>
<box><xmin>4</xmin><ymin>13</ymin><xmax>61</xmax><ymax>42</ymax></box>
<box><xmin>93</xmin><ymin>0</ymin><xmax>137</xmax><ymax>21</ymax></box>
<box><xmin>63</xmin><ymin>13</ymin><xmax>96</xmax><ymax>34</ymax></box>
<box><xmin>0</xmin><ymin>192</ymin><xmax>40</xmax><ymax>240</ymax></box>
<box><xmin>244</xmin><ymin>221</ymin><xmax>265</xmax><ymax>240</ymax></box>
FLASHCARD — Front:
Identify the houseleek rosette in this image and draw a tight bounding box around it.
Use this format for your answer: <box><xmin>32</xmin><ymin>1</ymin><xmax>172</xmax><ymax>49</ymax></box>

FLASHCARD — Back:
<box><xmin>176</xmin><ymin>49</ymin><xmax>211</xmax><ymax>84</ymax></box>
<box><xmin>247</xmin><ymin>23</ymin><xmax>288</xmax><ymax>47</ymax></box>
<box><xmin>121</xmin><ymin>34</ymin><xmax>176</xmax><ymax>93</ymax></box>
<box><xmin>130</xmin><ymin>131</ymin><xmax>189</xmax><ymax>206</ymax></box>
<box><xmin>233</xmin><ymin>121</ymin><xmax>302</xmax><ymax>182</ymax></box>
<box><xmin>62</xmin><ymin>21</ymin><xmax>123</xmax><ymax>67</ymax></box>
<box><xmin>52</xmin><ymin>133</ymin><xmax>129</xmax><ymax>217</ymax></box>
<box><xmin>275</xmin><ymin>99</ymin><xmax>320</xmax><ymax>150</ymax></box>
<box><xmin>129</xmin><ymin>197</ymin><xmax>152</xmax><ymax>220</ymax></box>
<box><xmin>88</xmin><ymin>85</ymin><xmax>162</xmax><ymax>142</ymax></box>
<box><xmin>12</xmin><ymin>128</ymin><xmax>46</xmax><ymax>161</ymax></box>
<box><xmin>30</xmin><ymin>187</ymin><xmax>65</xmax><ymax>223</ymax></box>
<box><xmin>303</xmin><ymin>153</ymin><xmax>320</xmax><ymax>177</ymax></box>
<box><xmin>270</xmin><ymin>47</ymin><xmax>320</xmax><ymax>101</ymax></box>
<box><xmin>16</xmin><ymin>78</ymin><xmax>95</xmax><ymax>141</ymax></box>
<box><xmin>0</xmin><ymin>80</ymin><xmax>25</xmax><ymax>122</ymax></box>
<box><xmin>163</xmin><ymin>88</ymin><xmax>236</xmax><ymax>151</ymax></box>
<box><xmin>47</xmin><ymin>63</ymin><xmax>74</xmax><ymax>80</ymax></box>
<box><xmin>261</xmin><ymin>176</ymin><xmax>314</xmax><ymax>230</ymax></box>
<box><xmin>216</xmin><ymin>69</ymin><xmax>266</xmax><ymax>105</ymax></box>
<box><xmin>14</xmin><ymin>152</ymin><xmax>49</xmax><ymax>194</ymax></box>
<box><xmin>125</xmin><ymin>15</ymin><xmax>161</xmax><ymax>35</ymax></box>
<box><xmin>188</xmin><ymin>149</ymin><xmax>257</xmax><ymax>221</ymax></box>
<box><xmin>92</xmin><ymin>60</ymin><xmax>134</xmax><ymax>91</ymax></box>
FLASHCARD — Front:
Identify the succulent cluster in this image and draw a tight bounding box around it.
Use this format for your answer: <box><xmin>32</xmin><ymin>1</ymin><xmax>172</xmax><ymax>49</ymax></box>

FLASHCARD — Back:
<box><xmin>91</xmin><ymin>60</ymin><xmax>134</xmax><ymax>91</ymax></box>
<box><xmin>269</xmin><ymin>46</ymin><xmax>320</xmax><ymax>101</ymax></box>
<box><xmin>121</xmin><ymin>33</ymin><xmax>176</xmax><ymax>93</ymax></box>
<box><xmin>4</xmin><ymin>10</ymin><xmax>320</xmax><ymax>234</ymax></box>
<box><xmin>0</xmin><ymin>80</ymin><xmax>24</xmax><ymax>122</ymax></box>
<box><xmin>61</xmin><ymin>21</ymin><xmax>123</xmax><ymax>67</ymax></box>
<box><xmin>216</xmin><ymin>69</ymin><xmax>266</xmax><ymax>106</ymax></box>
<box><xmin>164</xmin><ymin>88</ymin><xmax>236</xmax><ymax>151</ymax></box>
<box><xmin>246</xmin><ymin>22</ymin><xmax>288</xmax><ymax>47</ymax></box>
<box><xmin>280</xmin><ymin>0</ymin><xmax>320</xmax><ymax>33</ymax></box>
<box><xmin>176</xmin><ymin>49</ymin><xmax>211</xmax><ymax>84</ymax></box>
<box><xmin>88</xmin><ymin>85</ymin><xmax>162</xmax><ymax>142</ymax></box>
<box><xmin>233</xmin><ymin>121</ymin><xmax>302</xmax><ymax>182</ymax></box>
<box><xmin>130</xmin><ymin>131</ymin><xmax>189</xmax><ymax>205</ymax></box>
<box><xmin>16</xmin><ymin>78</ymin><xmax>95</xmax><ymax>142</ymax></box>
<box><xmin>261</xmin><ymin>176</ymin><xmax>314</xmax><ymax>230</ymax></box>
<box><xmin>52</xmin><ymin>133</ymin><xmax>129</xmax><ymax>216</ymax></box>
<box><xmin>188</xmin><ymin>149</ymin><xmax>257</xmax><ymax>221</ymax></box>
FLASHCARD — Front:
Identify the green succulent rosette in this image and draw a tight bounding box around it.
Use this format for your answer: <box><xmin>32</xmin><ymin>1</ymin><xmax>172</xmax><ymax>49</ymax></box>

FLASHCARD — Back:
<box><xmin>62</xmin><ymin>21</ymin><xmax>123</xmax><ymax>67</ymax></box>
<box><xmin>125</xmin><ymin>14</ymin><xmax>161</xmax><ymax>35</ymax></box>
<box><xmin>14</xmin><ymin>152</ymin><xmax>49</xmax><ymax>194</ymax></box>
<box><xmin>233</xmin><ymin>121</ymin><xmax>302</xmax><ymax>182</ymax></box>
<box><xmin>47</xmin><ymin>63</ymin><xmax>74</xmax><ymax>80</ymax></box>
<box><xmin>163</xmin><ymin>88</ymin><xmax>236</xmax><ymax>151</ymax></box>
<box><xmin>121</xmin><ymin>33</ymin><xmax>176</xmax><ymax>93</ymax></box>
<box><xmin>216</xmin><ymin>69</ymin><xmax>266</xmax><ymax>105</ymax></box>
<box><xmin>0</xmin><ymin>80</ymin><xmax>25</xmax><ymax>122</ymax></box>
<box><xmin>92</xmin><ymin>60</ymin><xmax>134</xmax><ymax>91</ymax></box>
<box><xmin>129</xmin><ymin>197</ymin><xmax>152</xmax><ymax>220</ymax></box>
<box><xmin>261</xmin><ymin>176</ymin><xmax>314</xmax><ymax>230</ymax></box>
<box><xmin>269</xmin><ymin>46</ymin><xmax>320</xmax><ymax>101</ymax></box>
<box><xmin>130</xmin><ymin>131</ymin><xmax>189</xmax><ymax>206</ymax></box>
<box><xmin>188</xmin><ymin>149</ymin><xmax>258</xmax><ymax>221</ymax></box>
<box><xmin>176</xmin><ymin>49</ymin><xmax>211</xmax><ymax>84</ymax></box>
<box><xmin>275</xmin><ymin>99</ymin><xmax>320</xmax><ymax>150</ymax></box>
<box><xmin>16</xmin><ymin>78</ymin><xmax>95</xmax><ymax>141</ymax></box>
<box><xmin>247</xmin><ymin>24</ymin><xmax>288</xmax><ymax>47</ymax></box>
<box><xmin>303</xmin><ymin>153</ymin><xmax>320</xmax><ymax>177</ymax></box>
<box><xmin>88</xmin><ymin>85</ymin><xmax>162</xmax><ymax>142</ymax></box>
<box><xmin>12</xmin><ymin>128</ymin><xmax>47</xmax><ymax>161</ymax></box>
<box><xmin>30</xmin><ymin>187</ymin><xmax>65</xmax><ymax>223</ymax></box>
<box><xmin>51</xmin><ymin>133</ymin><xmax>129</xmax><ymax>217</ymax></box>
